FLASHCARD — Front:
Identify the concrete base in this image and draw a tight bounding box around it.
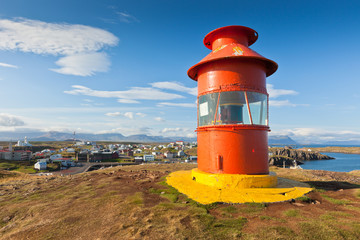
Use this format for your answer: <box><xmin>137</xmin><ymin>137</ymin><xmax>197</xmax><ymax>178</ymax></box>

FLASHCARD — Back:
<box><xmin>166</xmin><ymin>169</ymin><xmax>313</xmax><ymax>204</ymax></box>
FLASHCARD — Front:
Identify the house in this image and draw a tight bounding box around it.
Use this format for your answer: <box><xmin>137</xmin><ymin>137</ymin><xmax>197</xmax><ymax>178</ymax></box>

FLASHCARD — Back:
<box><xmin>134</xmin><ymin>149</ymin><xmax>142</xmax><ymax>154</ymax></box>
<box><xmin>178</xmin><ymin>150</ymin><xmax>186</xmax><ymax>157</ymax></box>
<box><xmin>152</xmin><ymin>151</ymin><xmax>161</xmax><ymax>156</ymax></box>
<box><xmin>189</xmin><ymin>156</ymin><xmax>198</xmax><ymax>161</ymax></box>
<box><xmin>67</xmin><ymin>148</ymin><xmax>75</xmax><ymax>153</ymax></box>
<box><xmin>143</xmin><ymin>155</ymin><xmax>155</xmax><ymax>162</ymax></box>
<box><xmin>50</xmin><ymin>154</ymin><xmax>62</xmax><ymax>161</ymax></box>
<box><xmin>164</xmin><ymin>152</ymin><xmax>174</xmax><ymax>158</ymax></box>
<box><xmin>0</xmin><ymin>150</ymin><xmax>32</xmax><ymax>161</ymax></box>
<box><xmin>176</xmin><ymin>141</ymin><xmax>184</xmax><ymax>146</ymax></box>
<box><xmin>134</xmin><ymin>156</ymin><xmax>143</xmax><ymax>163</ymax></box>
<box><xmin>34</xmin><ymin>161</ymin><xmax>47</xmax><ymax>170</ymax></box>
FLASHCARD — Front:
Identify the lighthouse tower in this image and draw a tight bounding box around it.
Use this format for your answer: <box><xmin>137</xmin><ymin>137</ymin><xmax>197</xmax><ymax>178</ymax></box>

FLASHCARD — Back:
<box><xmin>167</xmin><ymin>26</ymin><xmax>312</xmax><ymax>204</ymax></box>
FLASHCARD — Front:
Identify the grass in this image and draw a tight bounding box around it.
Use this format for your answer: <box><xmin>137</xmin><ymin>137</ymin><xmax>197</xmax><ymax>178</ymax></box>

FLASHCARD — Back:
<box><xmin>356</xmin><ymin>189</ymin><xmax>360</xmax><ymax>198</ymax></box>
<box><xmin>283</xmin><ymin>209</ymin><xmax>300</xmax><ymax>217</ymax></box>
<box><xmin>238</xmin><ymin>202</ymin><xmax>266</xmax><ymax>214</ymax></box>
<box><xmin>321</xmin><ymin>194</ymin><xmax>351</xmax><ymax>205</ymax></box>
<box><xmin>0</xmin><ymin>160</ymin><xmax>59</xmax><ymax>174</ymax></box>
<box><xmin>259</xmin><ymin>215</ymin><xmax>273</xmax><ymax>220</ymax></box>
<box><xmin>126</xmin><ymin>192</ymin><xmax>144</xmax><ymax>206</ymax></box>
<box><xmin>1</xmin><ymin>163</ymin><xmax>359</xmax><ymax>240</ymax></box>
<box><xmin>300</xmin><ymin>221</ymin><xmax>360</xmax><ymax>240</ymax></box>
<box><xmin>296</xmin><ymin>196</ymin><xmax>312</xmax><ymax>203</ymax></box>
<box><xmin>221</xmin><ymin>206</ymin><xmax>237</xmax><ymax>213</ymax></box>
<box><xmin>250</xmin><ymin>226</ymin><xmax>295</xmax><ymax>240</ymax></box>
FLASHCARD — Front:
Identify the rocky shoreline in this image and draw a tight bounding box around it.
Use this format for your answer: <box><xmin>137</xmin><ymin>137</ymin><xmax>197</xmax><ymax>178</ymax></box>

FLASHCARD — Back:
<box><xmin>269</xmin><ymin>147</ymin><xmax>334</xmax><ymax>168</ymax></box>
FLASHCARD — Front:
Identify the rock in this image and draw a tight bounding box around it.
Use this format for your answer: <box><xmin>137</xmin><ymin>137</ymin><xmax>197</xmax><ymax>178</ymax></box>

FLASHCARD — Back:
<box><xmin>2</xmin><ymin>216</ymin><xmax>11</xmax><ymax>222</ymax></box>
<box><xmin>292</xmin><ymin>203</ymin><xmax>305</xmax><ymax>207</ymax></box>
<box><xmin>268</xmin><ymin>156</ymin><xmax>303</xmax><ymax>167</ymax></box>
<box><xmin>160</xmin><ymin>192</ymin><xmax>165</xmax><ymax>195</ymax></box>
<box><xmin>269</xmin><ymin>148</ymin><xmax>334</xmax><ymax>161</ymax></box>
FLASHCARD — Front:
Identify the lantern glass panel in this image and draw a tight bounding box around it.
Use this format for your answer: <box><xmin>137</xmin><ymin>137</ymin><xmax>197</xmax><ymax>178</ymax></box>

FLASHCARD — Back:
<box><xmin>198</xmin><ymin>91</ymin><xmax>268</xmax><ymax>126</ymax></box>
<box><xmin>247</xmin><ymin>92</ymin><xmax>268</xmax><ymax>125</ymax></box>
<box><xmin>216</xmin><ymin>91</ymin><xmax>250</xmax><ymax>125</ymax></box>
<box><xmin>198</xmin><ymin>92</ymin><xmax>219</xmax><ymax>126</ymax></box>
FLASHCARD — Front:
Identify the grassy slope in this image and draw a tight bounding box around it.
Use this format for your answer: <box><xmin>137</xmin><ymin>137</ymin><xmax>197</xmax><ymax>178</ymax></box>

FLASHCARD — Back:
<box><xmin>0</xmin><ymin>164</ymin><xmax>359</xmax><ymax>240</ymax></box>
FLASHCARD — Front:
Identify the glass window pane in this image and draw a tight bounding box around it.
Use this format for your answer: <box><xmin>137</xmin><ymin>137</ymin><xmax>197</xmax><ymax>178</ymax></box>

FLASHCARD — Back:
<box><xmin>198</xmin><ymin>92</ymin><xmax>219</xmax><ymax>126</ymax></box>
<box><xmin>215</xmin><ymin>91</ymin><xmax>251</xmax><ymax>125</ymax></box>
<box><xmin>198</xmin><ymin>91</ymin><xmax>268</xmax><ymax>126</ymax></box>
<box><xmin>247</xmin><ymin>92</ymin><xmax>268</xmax><ymax>125</ymax></box>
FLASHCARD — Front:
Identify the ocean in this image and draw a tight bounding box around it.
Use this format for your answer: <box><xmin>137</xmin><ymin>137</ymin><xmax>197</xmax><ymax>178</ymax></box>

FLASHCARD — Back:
<box><xmin>301</xmin><ymin>152</ymin><xmax>360</xmax><ymax>172</ymax></box>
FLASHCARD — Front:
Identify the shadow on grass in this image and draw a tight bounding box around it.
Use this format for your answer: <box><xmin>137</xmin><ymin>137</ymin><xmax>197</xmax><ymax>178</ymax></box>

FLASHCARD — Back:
<box><xmin>305</xmin><ymin>181</ymin><xmax>360</xmax><ymax>191</ymax></box>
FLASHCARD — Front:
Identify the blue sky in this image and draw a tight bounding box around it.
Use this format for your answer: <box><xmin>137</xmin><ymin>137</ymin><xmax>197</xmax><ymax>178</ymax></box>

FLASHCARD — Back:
<box><xmin>0</xmin><ymin>0</ymin><xmax>360</xmax><ymax>143</ymax></box>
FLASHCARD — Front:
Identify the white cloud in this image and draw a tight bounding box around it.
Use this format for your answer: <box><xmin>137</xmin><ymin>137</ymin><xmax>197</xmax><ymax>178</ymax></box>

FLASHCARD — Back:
<box><xmin>269</xmin><ymin>100</ymin><xmax>297</xmax><ymax>107</ymax></box>
<box><xmin>0</xmin><ymin>113</ymin><xmax>25</xmax><ymax>126</ymax></box>
<box><xmin>0</xmin><ymin>18</ymin><xmax>118</xmax><ymax>76</ymax></box>
<box><xmin>157</xmin><ymin>102</ymin><xmax>196</xmax><ymax>108</ymax></box>
<box><xmin>105</xmin><ymin>112</ymin><xmax>122</xmax><ymax>117</ymax></box>
<box><xmin>160</xmin><ymin>127</ymin><xmax>196</xmax><ymax>138</ymax></box>
<box><xmin>0</xmin><ymin>62</ymin><xmax>18</xmax><ymax>68</ymax></box>
<box><xmin>267</xmin><ymin>84</ymin><xmax>298</xmax><ymax>99</ymax></box>
<box><xmin>154</xmin><ymin>117</ymin><xmax>165</xmax><ymax>122</ymax></box>
<box><xmin>105</xmin><ymin>111</ymin><xmax>133</xmax><ymax>119</ymax></box>
<box><xmin>151</xmin><ymin>81</ymin><xmax>197</xmax><ymax>96</ymax></box>
<box><xmin>65</xmin><ymin>85</ymin><xmax>185</xmax><ymax>101</ymax></box>
<box><xmin>116</xmin><ymin>12</ymin><xmax>139</xmax><ymax>23</ymax></box>
<box><xmin>117</xmin><ymin>99</ymin><xmax>140</xmax><ymax>104</ymax></box>
<box><xmin>124</xmin><ymin>112</ymin><xmax>134</xmax><ymax>119</ymax></box>
<box><xmin>50</xmin><ymin>52</ymin><xmax>110</xmax><ymax>76</ymax></box>
<box><xmin>136</xmin><ymin>112</ymin><xmax>146</xmax><ymax>117</ymax></box>
<box><xmin>98</xmin><ymin>127</ymin><xmax>151</xmax><ymax>136</ymax></box>
<box><xmin>271</xmin><ymin>127</ymin><xmax>360</xmax><ymax>144</ymax></box>
<box><xmin>161</xmin><ymin>127</ymin><xmax>182</xmax><ymax>133</ymax></box>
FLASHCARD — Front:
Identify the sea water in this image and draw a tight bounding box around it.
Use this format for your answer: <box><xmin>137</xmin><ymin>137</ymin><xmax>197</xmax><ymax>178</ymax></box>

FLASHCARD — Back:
<box><xmin>301</xmin><ymin>152</ymin><xmax>360</xmax><ymax>172</ymax></box>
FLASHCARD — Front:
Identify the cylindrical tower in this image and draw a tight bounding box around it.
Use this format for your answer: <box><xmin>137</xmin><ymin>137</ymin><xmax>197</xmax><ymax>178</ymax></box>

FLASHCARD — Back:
<box><xmin>188</xmin><ymin>26</ymin><xmax>278</xmax><ymax>175</ymax></box>
<box><xmin>166</xmin><ymin>26</ymin><xmax>312</xmax><ymax>204</ymax></box>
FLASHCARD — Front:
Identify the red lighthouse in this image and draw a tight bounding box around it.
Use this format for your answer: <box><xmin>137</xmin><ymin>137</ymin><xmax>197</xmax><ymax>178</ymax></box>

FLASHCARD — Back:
<box><xmin>188</xmin><ymin>25</ymin><xmax>277</xmax><ymax>175</ymax></box>
<box><xmin>167</xmin><ymin>26</ymin><xmax>312</xmax><ymax>204</ymax></box>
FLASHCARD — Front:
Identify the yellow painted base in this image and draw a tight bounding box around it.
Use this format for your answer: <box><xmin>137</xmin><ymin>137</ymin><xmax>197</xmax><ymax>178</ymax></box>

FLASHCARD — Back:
<box><xmin>192</xmin><ymin>169</ymin><xmax>277</xmax><ymax>189</ymax></box>
<box><xmin>166</xmin><ymin>169</ymin><xmax>312</xmax><ymax>204</ymax></box>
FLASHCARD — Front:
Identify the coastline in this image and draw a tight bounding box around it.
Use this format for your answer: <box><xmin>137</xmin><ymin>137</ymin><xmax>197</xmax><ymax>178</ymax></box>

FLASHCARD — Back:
<box><xmin>310</xmin><ymin>147</ymin><xmax>360</xmax><ymax>155</ymax></box>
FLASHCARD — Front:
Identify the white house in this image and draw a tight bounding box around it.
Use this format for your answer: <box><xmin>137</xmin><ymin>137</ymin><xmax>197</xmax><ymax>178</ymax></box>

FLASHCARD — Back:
<box><xmin>178</xmin><ymin>150</ymin><xmax>186</xmax><ymax>157</ymax></box>
<box><xmin>34</xmin><ymin>161</ymin><xmax>47</xmax><ymax>170</ymax></box>
<box><xmin>143</xmin><ymin>155</ymin><xmax>155</xmax><ymax>161</ymax></box>
<box><xmin>134</xmin><ymin>149</ymin><xmax>142</xmax><ymax>154</ymax></box>
<box><xmin>164</xmin><ymin>152</ymin><xmax>174</xmax><ymax>158</ymax></box>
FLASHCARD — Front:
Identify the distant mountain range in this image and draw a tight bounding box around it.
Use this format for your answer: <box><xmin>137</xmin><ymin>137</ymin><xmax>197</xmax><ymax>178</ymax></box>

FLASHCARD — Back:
<box><xmin>0</xmin><ymin>131</ymin><xmax>196</xmax><ymax>143</ymax></box>
<box><xmin>6</xmin><ymin>131</ymin><xmax>359</xmax><ymax>146</ymax></box>
<box><xmin>0</xmin><ymin>131</ymin><xmax>303</xmax><ymax>145</ymax></box>
<box><xmin>268</xmin><ymin>135</ymin><xmax>298</xmax><ymax>145</ymax></box>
